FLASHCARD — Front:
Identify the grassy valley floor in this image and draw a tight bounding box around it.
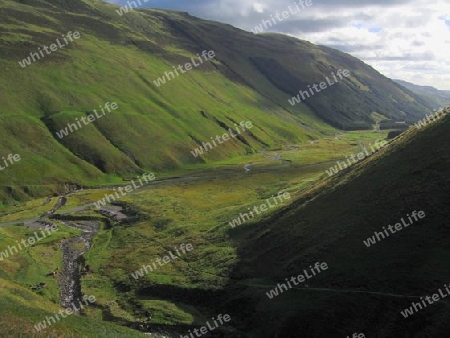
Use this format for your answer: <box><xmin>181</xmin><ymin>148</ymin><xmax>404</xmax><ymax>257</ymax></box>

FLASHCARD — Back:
<box><xmin>0</xmin><ymin>130</ymin><xmax>389</xmax><ymax>336</ymax></box>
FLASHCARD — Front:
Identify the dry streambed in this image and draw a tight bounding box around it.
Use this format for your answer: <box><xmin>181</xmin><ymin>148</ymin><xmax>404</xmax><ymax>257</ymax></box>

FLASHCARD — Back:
<box><xmin>59</xmin><ymin>221</ymin><xmax>99</xmax><ymax>310</ymax></box>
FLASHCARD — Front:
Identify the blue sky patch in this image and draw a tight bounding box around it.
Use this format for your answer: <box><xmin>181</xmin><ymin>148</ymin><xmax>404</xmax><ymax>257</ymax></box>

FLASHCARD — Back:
<box><xmin>369</xmin><ymin>27</ymin><xmax>383</xmax><ymax>33</ymax></box>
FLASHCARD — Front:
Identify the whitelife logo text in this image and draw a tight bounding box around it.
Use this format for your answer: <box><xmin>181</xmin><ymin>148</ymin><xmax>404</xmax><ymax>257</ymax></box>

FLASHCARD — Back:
<box><xmin>19</xmin><ymin>31</ymin><xmax>81</xmax><ymax>68</ymax></box>
<box><xmin>190</xmin><ymin>121</ymin><xmax>253</xmax><ymax>157</ymax></box>
<box><xmin>56</xmin><ymin>102</ymin><xmax>119</xmax><ymax>139</ymax></box>
<box><xmin>266</xmin><ymin>262</ymin><xmax>328</xmax><ymax>299</ymax></box>
<box><xmin>0</xmin><ymin>225</ymin><xmax>58</xmax><ymax>261</ymax></box>
<box><xmin>288</xmin><ymin>69</ymin><xmax>351</xmax><ymax>106</ymax></box>
<box><xmin>363</xmin><ymin>210</ymin><xmax>426</xmax><ymax>247</ymax></box>
<box><xmin>401</xmin><ymin>284</ymin><xmax>450</xmax><ymax>318</ymax></box>
<box><xmin>153</xmin><ymin>50</ymin><xmax>216</xmax><ymax>87</ymax></box>
<box><xmin>115</xmin><ymin>0</ymin><xmax>149</xmax><ymax>16</ymax></box>
<box><xmin>131</xmin><ymin>243</ymin><xmax>194</xmax><ymax>280</ymax></box>
<box><xmin>34</xmin><ymin>295</ymin><xmax>96</xmax><ymax>332</ymax></box>
<box><xmin>251</xmin><ymin>1</ymin><xmax>313</xmax><ymax>34</ymax></box>
<box><xmin>325</xmin><ymin>140</ymin><xmax>388</xmax><ymax>177</ymax></box>
<box><xmin>229</xmin><ymin>191</ymin><xmax>291</xmax><ymax>228</ymax></box>
<box><xmin>414</xmin><ymin>106</ymin><xmax>448</xmax><ymax>129</ymax></box>
<box><xmin>0</xmin><ymin>153</ymin><xmax>21</xmax><ymax>172</ymax></box>
<box><xmin>180</xmin><ymin>314</ymin><xmax>231</xmax><ymax>338</ymax></box>
<box><xmin>93</xmin><ymin>173</ymin><xmax>155</xmax><ymax>209</ymax></box>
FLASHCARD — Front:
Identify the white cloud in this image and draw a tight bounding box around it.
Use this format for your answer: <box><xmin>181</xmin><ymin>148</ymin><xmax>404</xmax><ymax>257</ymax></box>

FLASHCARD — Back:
<box><xmin>253</xmin><ymin>2</ymin><xmax>266</xmax><ymax>13</ymax></box>
<box><xmin>298</xmin><ymin>1</ymin><xmax>450</xmax><ymax>89</ymax></box>
<box><xmin>237</xmin><ymin>0</ymin><xmax>450</xmax><ymax>89</ymax></box>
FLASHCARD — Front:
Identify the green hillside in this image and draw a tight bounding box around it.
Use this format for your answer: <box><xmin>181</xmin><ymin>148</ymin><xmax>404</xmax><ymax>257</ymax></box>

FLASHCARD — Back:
<box><xmin>0</xmin><ymin>0</ymin><xmax>435</xmax><ymax>203</ymax></box>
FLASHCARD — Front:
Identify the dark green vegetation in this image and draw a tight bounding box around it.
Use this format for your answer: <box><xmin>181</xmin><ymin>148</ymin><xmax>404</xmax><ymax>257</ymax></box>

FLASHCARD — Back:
<box><xmin>0</xmin><ymin>0</ymin><xmax>436</xmax><ymax>204</ymax></box>
<box><xmin>0</xmin><ymin>0</ymin><xmax>448</xmax><ymax>337</ymax></box>
<box><xmin>227</xmin><ymin>115</ymin><xmax>450</xmax><ymax>337</ymax></box>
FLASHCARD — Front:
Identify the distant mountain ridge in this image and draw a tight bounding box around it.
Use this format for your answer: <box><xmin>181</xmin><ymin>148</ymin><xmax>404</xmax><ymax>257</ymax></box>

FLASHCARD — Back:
<box><xmin>394</xmin><ymin>79</ymin><xmax>450</xmax><ymax>109</ymax></box>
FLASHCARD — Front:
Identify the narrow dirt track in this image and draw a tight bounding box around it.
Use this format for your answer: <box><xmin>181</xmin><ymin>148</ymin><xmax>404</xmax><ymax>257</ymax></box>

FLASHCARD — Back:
<box><xmin>240</xmin><ymin>281</ymin><xmax>425</xmax><ymax>299</ymax></box>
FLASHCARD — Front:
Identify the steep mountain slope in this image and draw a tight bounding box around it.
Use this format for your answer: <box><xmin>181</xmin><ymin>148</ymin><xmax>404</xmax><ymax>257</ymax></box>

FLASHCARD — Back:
<box><xmin>226</xmin><ymin>113</ymin><xmax>450</xmax><ymax>336</ymax></box>
<box><xmin>395</xmin><ymin>79</ymin><xmax>450</xmax><ymax>109</ymax></box>
<box><xmin>0</xmin><ymin>0</ymin><xmax>434</xmax><ymax>203</ymax></box>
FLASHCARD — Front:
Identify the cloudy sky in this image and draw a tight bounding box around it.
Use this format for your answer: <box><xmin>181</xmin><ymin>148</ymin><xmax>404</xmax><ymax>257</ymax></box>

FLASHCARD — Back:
<box><xmin>107</xmin><ymin>0</ymin><xmax>450</xmax><ymax>90</ymax></box>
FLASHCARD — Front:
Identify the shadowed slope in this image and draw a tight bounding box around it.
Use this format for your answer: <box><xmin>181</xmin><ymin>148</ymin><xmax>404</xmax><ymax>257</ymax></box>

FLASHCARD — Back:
<box><xmin>227</xmin><ymin>115</ymin><xmax>450</xmax><ymax>337</ymax></box>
